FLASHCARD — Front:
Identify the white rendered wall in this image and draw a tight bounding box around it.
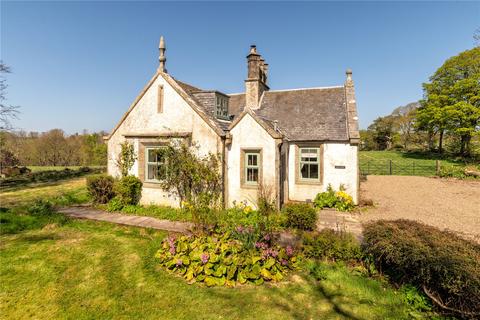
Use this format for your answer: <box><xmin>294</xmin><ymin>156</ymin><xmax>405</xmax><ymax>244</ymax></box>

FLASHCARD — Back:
<box><xmin>288</xmin><ymin>143</ymin><xmax>358</xmax><ymax>204</ymax></box>
<box><xmin>107</xmin><ymin>74</ymin><xmax>221</xmax><ymax>207</ymax></box>
<box><xmin>227</xmin><ymin>113</ymin><xmax>277</xmax><ymax>208</ymax></box>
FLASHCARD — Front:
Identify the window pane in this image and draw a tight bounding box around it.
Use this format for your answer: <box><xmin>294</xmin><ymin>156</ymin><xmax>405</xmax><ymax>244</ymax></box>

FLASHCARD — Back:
<box><xmin>248</xmin><ymin>154</ymin><xmax>258</xmax><ymax>166</ymax></box>
<box><xmin>158</xmin><ymin>164</ymin><xmax>167</xmax><ymax>180</ymax></box>
<box><xmin>309</xmin><ymin>164</ymin><xmax>319</xmax><ymax>179</ymax></box>
<box><xmin>148</xmin><ymin>149</ymin><xmax>156</xmax><ymax>162</ymax></box>
<box><xmin>247</xmin><ymin>168</ymin><xmax>258</xmax><ymax>182</ymax></box>
<box><xmin>300</xmin><ymin>148</ymin><xmax>318</xmax><ymax>163</ymax></box>
<box><xmin>300</xmin><ymin>163</ymin><xmax>309</xmax><ymax>179</ymax></box>
<box><xmin>147</xmin><ymin>164</ymin><xmax>157</xmax><ymax>180</ymax></box>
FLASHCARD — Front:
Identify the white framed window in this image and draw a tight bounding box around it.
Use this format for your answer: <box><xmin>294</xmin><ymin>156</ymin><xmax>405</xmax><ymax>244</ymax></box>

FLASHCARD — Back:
<box><xmin>299</xmin><ymin>147</ymin><xmax>320</xmax><ymax>181</ymax></box>
<box><xmin>145</xmin><ymin>147</ymin><xmax>167</xmax><ymax>182</ymax></box>
<box><xmin>216</xmin><ymin>95</ymin><xmax>228</xmax><ymax>119</ymax></box>
<box><xmin>245</xmin><ymin>152</ymin><xmax>260</xmax><ymax>184</ymax></box>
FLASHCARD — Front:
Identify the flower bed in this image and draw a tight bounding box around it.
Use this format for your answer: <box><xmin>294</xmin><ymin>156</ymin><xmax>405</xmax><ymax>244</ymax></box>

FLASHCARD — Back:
<box><xmin>155</xmin><ymin>232</ymin><xmax>298</xmax><ymax>287</ymax></box>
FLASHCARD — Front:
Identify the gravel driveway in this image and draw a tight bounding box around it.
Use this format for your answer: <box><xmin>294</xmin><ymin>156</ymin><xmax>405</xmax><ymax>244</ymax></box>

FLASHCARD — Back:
<box><xmin>359</xmin><ymin>176</ymin><xmax>480</xmax><ymax>242</ymax></box>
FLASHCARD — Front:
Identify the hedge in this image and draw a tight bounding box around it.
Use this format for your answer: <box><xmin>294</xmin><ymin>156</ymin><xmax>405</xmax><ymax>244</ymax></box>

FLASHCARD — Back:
<box><xmin>362</xmin><ymin>219</ymin><xmax>480</xmax><ymax>317</ymax></box>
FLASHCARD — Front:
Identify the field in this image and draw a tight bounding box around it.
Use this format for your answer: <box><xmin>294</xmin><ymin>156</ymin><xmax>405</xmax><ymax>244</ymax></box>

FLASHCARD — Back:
<box><xmin>0</xmin><ymin>178</ymin><xmax>421</xmax><ymax>319</ymax></box>
<box><xmin>27</xmin><ymin>166</ymin><xmax>105</xmax><ymax>172</ymax></box>
<box><xmin>359</xmin><ymin>150</ymin><xmax>477</xmax><ymax>176</ymax></box>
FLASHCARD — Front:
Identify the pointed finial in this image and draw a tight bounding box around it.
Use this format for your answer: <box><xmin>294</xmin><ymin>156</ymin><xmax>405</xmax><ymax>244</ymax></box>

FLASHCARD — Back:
<box><xmin>158</xmin><ymin>36</ymin><xmax>167</xmax><ymax>73</ymax></box>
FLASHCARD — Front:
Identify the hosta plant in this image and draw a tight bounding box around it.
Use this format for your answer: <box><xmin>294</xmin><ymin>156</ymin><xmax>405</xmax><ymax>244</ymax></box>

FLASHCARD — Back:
<box><xmin>155</xmin><ymin>232</ymin><xmax>298</xmax><ymax>287</ymax></box>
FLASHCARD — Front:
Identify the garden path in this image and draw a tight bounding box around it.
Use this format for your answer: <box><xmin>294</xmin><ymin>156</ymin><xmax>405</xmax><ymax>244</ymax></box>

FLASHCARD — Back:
<box><xmin>59</xmin><ymin>206</ymin><xmax>363</xmax><ymax>238</ymax></box>
<box><xmin>59</xmin><ymin>206</ymin><xmax>194</xmax><ymax>233</ymax></box>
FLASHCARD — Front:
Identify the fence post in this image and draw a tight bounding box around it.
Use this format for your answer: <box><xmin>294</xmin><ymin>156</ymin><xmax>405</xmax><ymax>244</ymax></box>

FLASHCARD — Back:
<box><xmin>436</xmin><ymin>160</ymin><xmax>440</xmax><ymax>175</ymax></box>
<box><xmin>367</xmin><ymin>161</ymin><xmax>370</xmax><ymax>175</ymax></box>
<box><xmin>389</xmin><ymin>160</ymin><xmax>392</xmax><ymax>175</ymax></box>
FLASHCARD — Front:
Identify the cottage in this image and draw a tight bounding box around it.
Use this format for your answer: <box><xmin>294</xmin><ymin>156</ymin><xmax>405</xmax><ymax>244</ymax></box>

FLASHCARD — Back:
<box><xmin>105</xmin><ymin>37</ymin><xmax>360</xmax><ymax>209</ymax></box>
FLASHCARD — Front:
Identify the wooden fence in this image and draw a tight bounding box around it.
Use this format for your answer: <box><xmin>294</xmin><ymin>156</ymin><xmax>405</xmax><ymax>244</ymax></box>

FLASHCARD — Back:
<box><xmin>360</xmin><ymin>159</ymin><xmax>441</xmax><ymax>176</ymax></box>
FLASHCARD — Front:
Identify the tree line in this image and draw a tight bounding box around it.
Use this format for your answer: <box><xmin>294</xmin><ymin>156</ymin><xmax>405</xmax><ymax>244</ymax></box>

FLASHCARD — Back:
<box><xmin>0</xmin><ymin>129</ymin><xmax>107</xmax><ymax>167</ymax></box>
<box><xmin>361</xmin><ymin>47</ymin><xmax>480</xmax><ymax>157</ymax></box>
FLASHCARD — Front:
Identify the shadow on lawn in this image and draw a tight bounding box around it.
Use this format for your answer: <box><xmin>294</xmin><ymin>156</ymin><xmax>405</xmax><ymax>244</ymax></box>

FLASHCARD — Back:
<box><xmin>205</xmin><ymin>274</ymin><xmax>368</xmax><ymax>320</ymax></box>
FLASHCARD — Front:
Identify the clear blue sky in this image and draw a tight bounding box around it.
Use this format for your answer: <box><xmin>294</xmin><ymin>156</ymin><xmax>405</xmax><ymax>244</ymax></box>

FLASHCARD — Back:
<box><xmin>2</xmin><ymin>1</ymin><xmax>478</xmax><ymax>133</ymax></box>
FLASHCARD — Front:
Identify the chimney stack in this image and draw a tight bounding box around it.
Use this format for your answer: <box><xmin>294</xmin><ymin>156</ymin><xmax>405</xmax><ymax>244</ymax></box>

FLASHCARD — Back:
<box><xmin>345</xmin><ymin>68</ymin><xmax>353</xmax><ymax>86</ymax></box>
<box><xmin>158</xmin><ymin>36</ymin><xmax>167</xmax><ymax>73</ymax></box>
<box><xmin>245</xmin><ymin>45</ymin><xmax>269</xmax><ymax>109</ymax></box>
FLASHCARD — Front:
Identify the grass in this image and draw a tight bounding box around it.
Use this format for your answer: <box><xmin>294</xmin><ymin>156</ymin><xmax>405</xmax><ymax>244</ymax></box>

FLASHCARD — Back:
<box><xmin>0</xmin><ymin>219</ymin><xmax>420</xmax><ymax>319</ymax></box>
<box><xmin>359</xmin><ymin>150</ymin><xmax>479</xmax><ymax>176</ymax></box>
<box><xmin>100</xmin><ymin>203</ymin><xmax>192</xmax><ymax>222</ymax></box>
<box><xmin>0</xmin><ymin>177</ymin><xmax>89</xmax><ymax>207</ymax></box>
<box><xmin>0</xmin><ymin>176</ymin><xmax>429</xmax><ymax>319</ymax></box>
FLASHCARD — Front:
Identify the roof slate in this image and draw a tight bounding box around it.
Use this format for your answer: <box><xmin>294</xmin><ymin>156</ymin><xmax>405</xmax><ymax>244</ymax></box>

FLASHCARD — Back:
<box><xmin>175</xmin><ymin>78</ymin><xmax>352</xmax><ymax>142</ymax></box>
<box><xmin>256</xmin><ymin>87</ymin><xmax>349</xmax><ymax>141</ymax></box>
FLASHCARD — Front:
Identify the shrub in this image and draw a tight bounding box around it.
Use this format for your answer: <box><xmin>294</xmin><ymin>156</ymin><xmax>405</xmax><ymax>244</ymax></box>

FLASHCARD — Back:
<box><xmin>313</xmin><ymin>184</ymin><xmax>355</xmax><ymax>211</ymax></box>
<box><xmin>106</xmin><ymin>197</ymin><xmax>124</xmax><ymax>212</ymax></box>
<box><xmin>302</xmin><ymin>229</ymin><xmax>362</xmax><ymax>262</ymax></box>
<box><xmin>26</xmin><ymin>199</ymin><xmax>55</xmax><ymax>216</ymax></box>
<box><xmin>86</xmin><ymin>174</ymin><xmax>115</xmax><ymax>204</ymax></box>
<box><xmin>155</xmin><ymin>232</ymin><xmax>298</xmax><ymax>287</ymax></box>
<box><xmin>362</xmin><ymin>219</ymin><xmax>480</xmax><ymax>317</ymax></box>
<box><xmin>282</xmin><ymin>203</ymin><xmax>317</xmax><ymax>231</ymax></box>
<box><xmin>113</xmin><ymin>175</ymin><xmax>142</xmax><ymax>205</ymax></box>
<box><xmin>116</xmin><ymin>141</ymin><xmax>137</xmax><ymax>177</ymax></box>
<box><xmin>155</xmin><ymin>143</ymin><xmax>222</xmax><ymax>226</ymax></box>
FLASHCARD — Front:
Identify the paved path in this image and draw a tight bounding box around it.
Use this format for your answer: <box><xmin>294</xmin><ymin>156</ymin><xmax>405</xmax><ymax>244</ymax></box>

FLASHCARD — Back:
<box><xmin>59</xmin><ymin>206</ymin><xmax>193</xmax><ymax>233</ymax></box>
<box><xmin>317</xmin><ymin>209</ymin><xmax>363</xmax><ymax>240</ymax></box>
<box><xmin>60</xmin><ymin>206</ymin><xmax>363</xmax><ymax>239</ymax></box>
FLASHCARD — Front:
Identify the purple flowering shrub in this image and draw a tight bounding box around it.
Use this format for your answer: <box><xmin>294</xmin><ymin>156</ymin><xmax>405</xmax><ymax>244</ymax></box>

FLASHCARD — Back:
<box><xmin>155</xmin><ymin>232</ymin><xmax>298</xmax><ymax>287</ymax></box>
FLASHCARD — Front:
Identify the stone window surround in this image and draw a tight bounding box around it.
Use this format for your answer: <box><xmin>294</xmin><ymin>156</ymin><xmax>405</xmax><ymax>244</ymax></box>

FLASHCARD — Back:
<box><xmin>137</xmin><ymin>136</ymin><xmax>190</xmax><ymax>189</ymax></box>
<box><xmin>294</xmin><ymin>143</ymin><xmax>323</xmax><ymax>185</ymax></box>
<box><xmin>240</xmin><ymin>148</ymin><xmax>263</xmax><ymax>189</ymax></box>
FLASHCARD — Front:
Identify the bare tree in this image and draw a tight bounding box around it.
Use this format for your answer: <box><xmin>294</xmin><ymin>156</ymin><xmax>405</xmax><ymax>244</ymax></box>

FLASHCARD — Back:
<box><xmin>0</xmin><ymin>62</ymin><xmax>20</xmax><ymax>131</ymax></box>
<box><xmin>475</xmin><ymin>28</ymin><xmax>480</xmax><ymax>47</ymax></box>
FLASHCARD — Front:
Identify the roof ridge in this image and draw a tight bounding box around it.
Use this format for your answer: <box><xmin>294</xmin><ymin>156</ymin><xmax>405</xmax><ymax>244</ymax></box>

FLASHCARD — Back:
<box><xmin>268</xmin><ymin>85</ymin><xmax>344</xmax><ymax>93</ymax></box>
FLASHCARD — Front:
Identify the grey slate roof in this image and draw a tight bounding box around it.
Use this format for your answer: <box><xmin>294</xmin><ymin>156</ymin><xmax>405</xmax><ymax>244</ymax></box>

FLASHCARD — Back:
<box><xmin>174</xmin><ymin>79</ymin><xmax>231</xmax><ymax>130</ymax></box>
<box><xmin>174</xmin><ymin>78</ymin><xmax>351</xmax><ymax>142</ymax></box>
<box><xmin>256</xmin><ymin>87</ymin><xmax>349</xmax><ymax>141</ymax></box>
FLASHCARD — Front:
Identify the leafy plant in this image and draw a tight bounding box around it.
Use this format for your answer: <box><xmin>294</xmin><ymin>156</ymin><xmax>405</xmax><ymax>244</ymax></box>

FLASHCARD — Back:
<box><xmin>313</xmin><ymin>184</ymin><xmax>355</xmax><ymax>212</ymax></box>
<box><xmin>106</xmin><ymin>197</ymin><xmax>125</xmax><ymax>212</ymax></box>
<box><xmin>302</xmin><ymin>229</ymin><xmax>362</xmax><ymax>262</ymax></box>
<box><xmin>282</xmin><ymin>202</ymin><xmax>317</xmax><ymax>231</ymax></box>
<box><xmin>156</xmin><ymin>142</ymin><xmax>222</xmax><ymax>227</ymax></box>
<box><xmin>114</xmin><ymin>175</ymin><xmax>143</xmax><ymax>205</ymax></box>
<box><xmin>26</xmin><ymin>199</ymin><xmax>55</xmax><ymax>216</ymax></box>
<box><xmin>86</xmin><ymin>174</ymin><xmax>115</xmax><ymax>204</ymax></box>
<box><xmin>155</xmin><ymin>232</ymin><xmax>298</xmax><ymax>287</ymax></box>
<box><xmin>363</xmin><ymin>219</ymin><xmax>480</xmax><ymax>317</ymax></box>
<box><xmin>399</xmin><ymin>285</ymin><xmax>432</xmax><ymax>313</ymax></box>
<box><xmin>116</xmin><ymin>141</ymin><xmax>136</xmax><ymax>177</ymax></box>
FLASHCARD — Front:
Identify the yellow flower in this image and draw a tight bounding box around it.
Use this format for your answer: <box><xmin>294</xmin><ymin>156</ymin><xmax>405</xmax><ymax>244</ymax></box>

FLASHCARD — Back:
<box><xmin>243</xmin><ymin>206</ymin><xmax>252</xmax><ymax>214</ymax></box>
<box><xmin>336</xmin><ymin>191</ymin><xmax>353</xmax><ymax>203</ymax></box>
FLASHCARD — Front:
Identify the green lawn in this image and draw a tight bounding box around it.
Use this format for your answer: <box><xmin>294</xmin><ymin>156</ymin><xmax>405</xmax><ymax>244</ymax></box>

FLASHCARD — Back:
<box><xmin>0</xmin><ymin>177</ymin><xmax>427</xmax><ymax>319</ymax></box>
<box><xmin>359</xmin><ymin>150</ymin><xmax>477</xmax><ymax>176</ymax></box>
<box><xmin>0</xmin><ymin>219</ymin><xmax>419</xmax><ymax>319</ymax></box>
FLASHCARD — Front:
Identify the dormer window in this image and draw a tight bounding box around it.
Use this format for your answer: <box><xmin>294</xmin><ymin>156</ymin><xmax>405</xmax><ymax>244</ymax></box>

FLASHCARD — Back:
<box><xmin>215</xmin><ymin>95</ymin><xmax>229</xmax><ymax>119</ymax></box>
